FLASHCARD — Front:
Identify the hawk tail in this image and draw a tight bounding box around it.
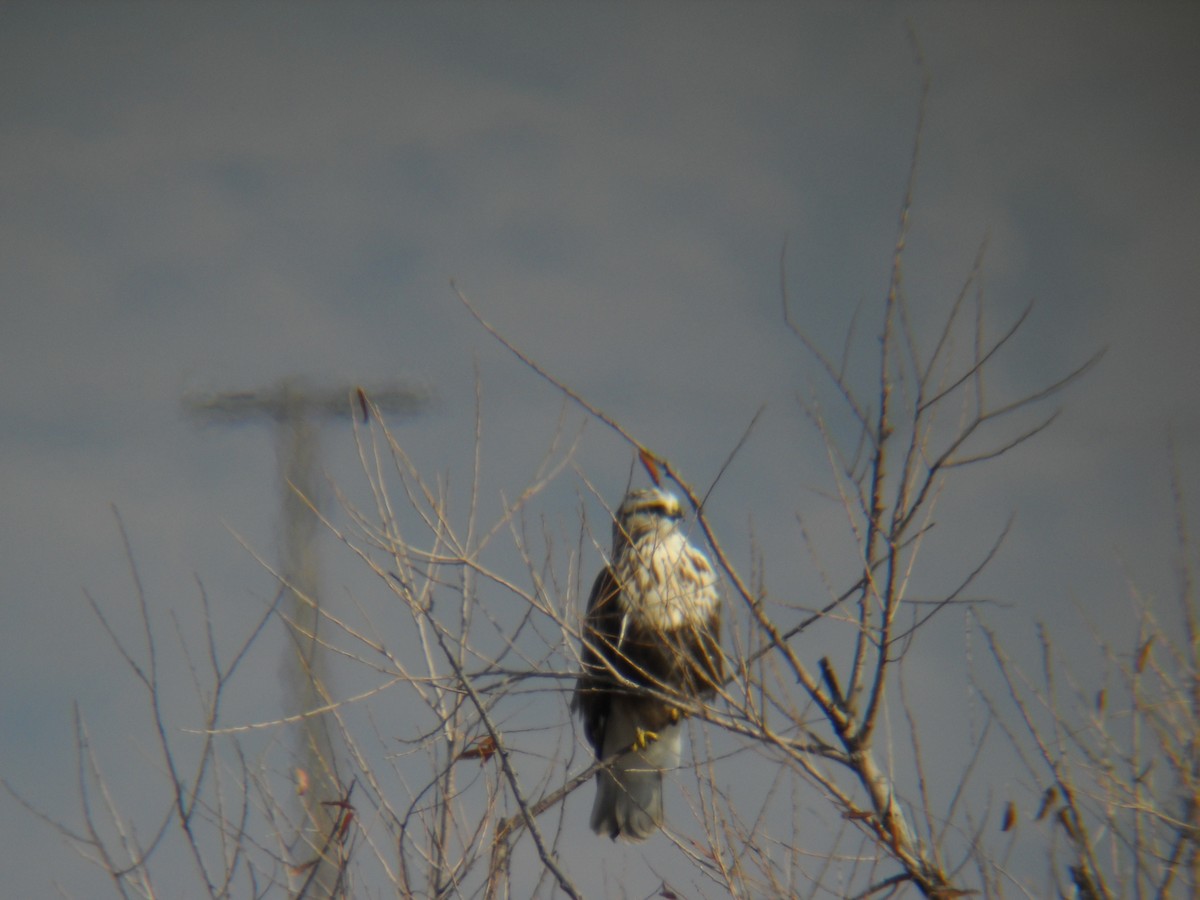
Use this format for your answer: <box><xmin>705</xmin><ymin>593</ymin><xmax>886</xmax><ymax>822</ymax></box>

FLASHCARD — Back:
<box><xmin>590</xmin><ymin>715</ymin><xmax>683</xmax><ymax>841</ymax></box>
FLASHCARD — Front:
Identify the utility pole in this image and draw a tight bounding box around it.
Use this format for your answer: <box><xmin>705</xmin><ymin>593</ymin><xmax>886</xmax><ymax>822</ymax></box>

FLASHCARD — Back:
<box><xmin>185</xmin><ymin>378</ymin><xmax>429</xmax><ymax>898</ymax></box>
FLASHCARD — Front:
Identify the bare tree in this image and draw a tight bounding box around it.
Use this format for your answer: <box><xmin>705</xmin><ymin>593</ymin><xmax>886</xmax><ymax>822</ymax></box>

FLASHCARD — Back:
<box><xmin>969</xmin><ymin>444</ymin><xmax>1198</xmax><ymax>899</ymax></box>
<box><xmin>17</xmin><ymin>116</ymin><xmax>1195</xmax><ymax>900</ymax></box>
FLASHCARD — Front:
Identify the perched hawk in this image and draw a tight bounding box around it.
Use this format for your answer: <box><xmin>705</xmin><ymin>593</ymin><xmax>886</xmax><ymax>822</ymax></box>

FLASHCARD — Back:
<box><xmin>572</xmin><ymin>488</ymin><xmax>723</xmax><ymax>841</ymax></box>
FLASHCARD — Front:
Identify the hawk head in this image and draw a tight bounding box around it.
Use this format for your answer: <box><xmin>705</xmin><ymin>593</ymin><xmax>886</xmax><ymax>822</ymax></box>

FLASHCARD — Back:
<box><xmin>613</xmin><ymin>488</ymin><xmax>684</xmax><ymax>549</ymax></box>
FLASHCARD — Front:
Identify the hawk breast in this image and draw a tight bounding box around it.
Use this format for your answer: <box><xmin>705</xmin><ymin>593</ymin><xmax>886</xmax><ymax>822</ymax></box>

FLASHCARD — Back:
<box><xmin>613</xmin><ymin>530</ymin><xmax>719</xmax><ymax>633</ymax></box>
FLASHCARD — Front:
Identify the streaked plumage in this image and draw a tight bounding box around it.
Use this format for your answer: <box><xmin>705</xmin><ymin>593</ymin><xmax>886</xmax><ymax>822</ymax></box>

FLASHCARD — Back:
<box><xmin>572</xmin><ymin>488</ymin><xmax>723</xmax><ymax>840</ymax></box>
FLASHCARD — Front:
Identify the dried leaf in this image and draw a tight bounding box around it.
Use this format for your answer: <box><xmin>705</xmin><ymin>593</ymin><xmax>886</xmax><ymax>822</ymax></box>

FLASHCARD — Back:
<box><xmin>1135</xmin><ymin>637</ymin><xmax>1154</xmax><ymax>673</ymax></box>
<box><xmin>294</xmin><ymin>767</ymin><xmax>310</xmax><ymax>796</ymax></box>
<box><xmin>337</xmin><ymin>809</ymin><xmax>355</xmax><ymax>841</ymax></box>
<box><xmin>289</xmin><ymin>858</ymin><xmax>319</xmax><ymax>876</ymax></box>
<box><xmin>1034</xmin><ymin>786</ymin><xmax>1057</xmax><ymax>822</ymax></box>
<box><xmin>356</xmin><ymin>386</ymin><xmax>370</xmax><ymax>423</ymax></box>
<box><xmin>457</xmin><ymin>735</ymin><xmax>498</xmax><ymax>764</ymax></box>
<box><xmin>1056</xmin><ymin>808</ymin><xmax>1077</xmax><ymax>840</ymax></box>
<box><xmin>1001</xmin><ymin>800</ymin><xmax>1016</xmax><ymax>832</ymax></box>
<box><xmin>638</xmin><ymin>447</ymin><xmax>662</xmax><ymax>486</ymax></box>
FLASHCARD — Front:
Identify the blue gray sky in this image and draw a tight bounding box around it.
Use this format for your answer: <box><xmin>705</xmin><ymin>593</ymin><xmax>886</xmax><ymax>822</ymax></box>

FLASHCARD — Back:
<box><xmin>2</xmin><ymin>3</ymin><xmax>1199</xmax><ymax>896</ymax></box>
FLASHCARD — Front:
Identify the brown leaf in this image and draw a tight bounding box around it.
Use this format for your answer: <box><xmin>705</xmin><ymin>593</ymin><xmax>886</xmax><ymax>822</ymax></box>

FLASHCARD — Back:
<box><xmin>457</xmin><ymin>735</ymin><xmax>498</xmax><ymax>764</ymax></box>
<box><xmin>1001</xmin><ymin>800</ymin><xmax>1016</xmax><ymax>832</ymax></box>
<box><xmin>356</xmin><ymin>387</ymin><xmax>370</xmax><ymax>423</ymax></box>
<box><xmin>289</xmin><ymin>858</ymin><xmax>319</xmax><ymax>876</ymax></box>
<box><xmin>1056</xmin><ymin>808</ymin><xmax>1077</xmax><ymax>840</ymax></box>
<box><xmin>337</xmin><ymin>810</ymin><xmax>355</xmax><ymax>842</ymax></box>
<box><xmin>294</xmin><ymin>767</ymin><xmax>310</xmax><ymax>796</ymax></box>
<box><xmin>638</xmin><ymin>447</ymin><xmax>662</xmax><ymax>486</ymax></box>
<box><xmin>1034</xmin><ymin>786</ymin><xmax>1057</xmax><ymax>822</ymax></box>
<box><xmin>1135</xmin><ymin>637</ymin><xmax>1154</xmax><ymax>673</ymax></box>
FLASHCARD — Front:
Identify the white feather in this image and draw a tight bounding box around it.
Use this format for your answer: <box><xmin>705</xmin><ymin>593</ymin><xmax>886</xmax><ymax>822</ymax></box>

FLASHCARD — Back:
<box><xmin>589</xmin><ymin>698</ymin><xmax>684</xmax><ymax>841</ymax></box>
<box><xmin>613</xmin><ymin>530</ymin><xmax>719</xmax><ymax>632</ymax></box>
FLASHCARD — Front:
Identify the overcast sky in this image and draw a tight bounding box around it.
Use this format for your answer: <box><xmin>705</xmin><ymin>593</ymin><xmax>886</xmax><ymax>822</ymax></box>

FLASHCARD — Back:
<box><xmin>2</xmin><ymin>3</ymin><xmax>1199</xmax><ymax>896</ymax></box>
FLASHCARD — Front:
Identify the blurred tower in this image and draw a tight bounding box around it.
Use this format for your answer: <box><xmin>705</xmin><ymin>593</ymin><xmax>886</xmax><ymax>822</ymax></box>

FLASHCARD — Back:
<box><xmin>185</xmin><ymin>378</ymin><xmax>429</xmax><ymax>897</ymax></box>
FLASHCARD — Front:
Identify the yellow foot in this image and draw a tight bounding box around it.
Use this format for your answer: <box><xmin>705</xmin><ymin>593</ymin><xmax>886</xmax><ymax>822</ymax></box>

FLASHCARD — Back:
<box><xmin>632</xmin><ymin>726</ymin><xmax>659</xmax><ymax>751</ymax></box>
<box><xmin>667</xmin><ymin>707</ymin><xmax>682</xmax><ymax>724</ymax></box>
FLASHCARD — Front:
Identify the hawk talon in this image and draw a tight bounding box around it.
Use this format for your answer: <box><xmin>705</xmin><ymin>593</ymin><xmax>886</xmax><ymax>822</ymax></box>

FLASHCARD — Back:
<box><xmin>632</xmin><ymin>726</ymin><xmax>659</xmax><ymax>751</ymax></box>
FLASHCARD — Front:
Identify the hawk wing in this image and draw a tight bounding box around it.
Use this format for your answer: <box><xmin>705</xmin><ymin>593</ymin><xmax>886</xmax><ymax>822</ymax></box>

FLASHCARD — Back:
<box><xmin>572</xmin><ymin>553</ymin><xmax>723</xmax><ymax>759</ymax></box>
<box><xmin>571</xmin><ymin>564</ymin><xmax>620</xmax><ymax>754</ymax></box>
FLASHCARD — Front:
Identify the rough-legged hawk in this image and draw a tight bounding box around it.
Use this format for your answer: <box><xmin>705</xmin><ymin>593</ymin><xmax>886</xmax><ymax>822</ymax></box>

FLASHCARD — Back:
<box><xmin>572</xmin><ymin>488</ymin><xmax>723</xmax><ymax>840</ymax></box>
